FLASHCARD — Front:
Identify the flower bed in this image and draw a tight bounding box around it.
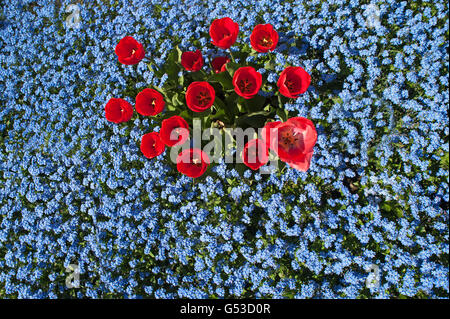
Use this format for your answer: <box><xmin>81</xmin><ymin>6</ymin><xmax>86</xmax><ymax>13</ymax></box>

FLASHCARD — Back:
<box><xmin>0</xmin><ymin>0</ymin><xmax>448</xmax><ymax>298</ymax></box>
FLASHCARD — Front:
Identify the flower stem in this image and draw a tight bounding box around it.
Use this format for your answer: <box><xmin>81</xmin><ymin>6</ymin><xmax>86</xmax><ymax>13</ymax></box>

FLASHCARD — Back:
<box><xmin>144</xmin><ymin>56</ymin><xmax>161</xmax><ymax>73</ymax></box>
<box><xmin>229</xmin><ymin>50</ymin><xmax>236</xmax><ymax>62</ymax></box>
<box><xmin>200</xmin><ymin>69</ymin><xmax>209</xmax><ymax>79</ymax></box>
<box><xmin>134</xmin><ymin>64</ymin><xmax>141</xmax><ymax>81</ymax></box>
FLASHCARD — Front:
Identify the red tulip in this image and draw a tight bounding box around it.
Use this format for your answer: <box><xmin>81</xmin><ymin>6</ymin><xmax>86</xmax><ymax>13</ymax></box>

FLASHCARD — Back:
<box><xmin>209</xmin><ymin>17</ymin><xmax>239</xmax><ymax>49</ymax></box>
<box><xmin>160</xmin><ymin>116</ymin><xmax>190</xmax><ymax>147</ymax></box>
<box><xmin>232</xmin><ymin>66</ymin><xmax>262</xmax><ymax>99</ymax></box>
<box><xmin>181</xmin><ymin>50</ymin><xmax>204</xmax><ymax>72</ymax></box>
<box><xmin>211</xmin><ymin>56</ymin><xmax>230</xmax><ymax>73</ymax></box>
<box><xmin>277</xmin><ymin>66</ymin><xmax>311</xmax><ymax>98</ymax></box>
<box><xmin>242</xmin><ymin>139</ymin><xmax>269</xmax><ymax>170</ymax></box>
<box><xmin>105</xmin><ymin>98</ymin><xmax>133</xmax><ymax>123</ymax></box>
<box><xmin>261</xmin><ymin>121</ymin><xmax>281</xmax><ymax>147</ymax></box>
<box><xmin>176</xmin><ymin>148</ymin><xmax>210</xmax><ymax>178</ymax></box>
<box><xmin>135</xmin><ymin>88</ymin><xmax>165</xmax><ymax>116</ymax></box>
<box><xmin>262</xmin><ymin>117</ymin><xmax>317</xmax><ymax>171</ymax></box>
<box><xmin>140</xmin><ymin>132</ymin><xmax>165</xmax><ymax>159</ymax></box>
<box><xmin>114</xmin><ymin>36</ymin><xmax>145</xmax><ymax>65</ymax></box>
<box><xmin>250</xmin><ymin>24</ymin><xmax>279</xmax><ymax>53</ymax></box>
<box><xmin>285</xmin><ymin>151</ymin><xmax>314</xmax><ymax>172</ymax></box>
<box><xmin>185</xmin><ymin>81</ymin><xmax>215</xmax><ymax>112</ymax></box>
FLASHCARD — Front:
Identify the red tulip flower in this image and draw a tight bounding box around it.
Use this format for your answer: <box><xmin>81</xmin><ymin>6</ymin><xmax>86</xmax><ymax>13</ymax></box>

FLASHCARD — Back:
<box><xmin>176</xmin><ymin>148</ymin><xmax>210</xmax><ymax>178</ymax></box>
<box><xmin>114</xmin><ymin>36</ymin><xmax>145</xmax><ymax>65</ymax></box>
<box><xmin>242</xmin><ymin>139</ymin><xmax>269</xmax><ymax>170</ymax></box>
<box><xmin>105</xmin><ymin>98</ymin><xmax>133</xmax><ymax>123</ymax></box>
<box><xmin>262</xmin><ymin>117</ymin><xmax>317</xmax><ymax>171</ymax></box>
<box><xmin>135</xmin><ymin>88</ymin><xmax>165</xmax><ymax>116</ymax></box>
<box><xmin>277</xmin><ymin>66</ymin><xmax>311</xmax><ymax>98</ymax></box>
<box><xmin>140</xmin><ymin>132</ymin><xmax>165</xmax><ymax>159</ymax></box>
<box><xmin>185</xmin><ymin>81</ymin><xmax>215</xmax><ymax>112</ymax></box>
<box><xmin>209</xmin><ymin>17</ymin><xmax>239</xmax><ymax>49</ymax></box>
<box><xmin>160</xmin><ymin>116</ymin><xmax>190</xmax><ymax>147</ymax></box>
<box><xmin>250</xmin><ymin>24</ymin><xmax>279</xmax><ymax>53</ymax></box>
<box><xmin>286</xmin><ymin>151</ymin><xmax>314</xmax><ymax>171</ymax></box>
<box><xmin>211</xmin><ymin>56</ymin><xmax>230</xmax><ymax>73</ymax></box>
<box><xmin>232</xmin><ymin>66</ymin><xmax>262</xmax><ymax>99</ymax></box>
<box><xmin>181</xmin><ymin>50</ymin><xmax>204</xmax><ymax>72</ymax></box>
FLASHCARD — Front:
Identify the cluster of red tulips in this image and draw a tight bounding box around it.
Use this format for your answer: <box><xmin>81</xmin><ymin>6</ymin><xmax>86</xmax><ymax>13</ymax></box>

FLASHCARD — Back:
<box><xmin>105</xmin><ymin>17</ymin><xmax>317</xmax><ymax>178</ymax></box>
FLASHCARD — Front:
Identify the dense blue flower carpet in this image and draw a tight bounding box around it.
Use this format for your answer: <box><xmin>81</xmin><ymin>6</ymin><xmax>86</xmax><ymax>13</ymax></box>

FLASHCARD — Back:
<box><xmin>0</xmin><ymin>0</ymin><xmax>448</xmax><ymax>298</ymax></box>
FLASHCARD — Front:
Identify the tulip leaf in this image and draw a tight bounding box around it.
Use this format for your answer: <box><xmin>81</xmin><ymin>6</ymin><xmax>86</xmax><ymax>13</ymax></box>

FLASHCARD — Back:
<box><xmin>178</xmin><ymin>74</ymin><xmax>184</xmax><ymax>86</ymax></box>
<box><xmin>211</xmin><ymin>107</ymin><xmax>226</xmax><ymax>120</ymax></box>
<box><xmin>264</xmin><ymin>59</ymin><xmax>276</xmax><ymax>70</ymax></box>
<box><xmin>176</xmin><ymin>93</ymin><xmax>185</xmax><ymax>106</ymax></box>
<box><xmin>175</xmin><ymin>45</ymin><xmax>183</xmax><ymax>63</ymax></box>
<box><xmin>277</xmin><ymin>94</ymin><xmax>289</xmax><ymax>107</ymax></box>
<box><xmin>213</xmin><ymin>97</ymin><xmax>235</xmax><ymax>123</ymax></box>
<box><xmin>209</xmin><ymin>72</ymin><xmax>233</xmax><ymax>90</ymax></box>
<box><xmin>171</xmin><ymin>93</ymin><xmax>181</xmax><ymax>106</ymax></box>
<box><xmin>164</xmin><ymin>47</ymin><xmax>181</xmax><ymax>81</ymax></box>
<box><xmin>166</xmin><ymin>103</ymin><xmax>177</xmax><ymax>112</ymax></box>
<box><xmin>236</xmin><ymin>99</ymin><xmax>245</xmax><ymax>113</ymax></box>
<box><xmin>190</xmin><ymin>71</ymin><xmax>204</xmax><ymax>81</ymax></box>
<box><xmin>246</xmin><ymin>94</ymin><xmax>266</xmax><ymax>112</ymax></box>
<box><xmin>178</xmin><ymin>110</ymin><xmax>192</xmax><ymax>123</ymax></box>
<box><xmin>213</xmin><ymin>96</ymin><xmax>226</xmax><ymax>110</ymax></box>
<box><xmin>225</xmin><ymin>61</ymin><xmax>240</xmax><ymax>77</ymax></box>
<box><xmin>236</xmin><ymin>111</ymin><xmax>270</xmax><ymax>128</ymax></box>
<box><xmin>148</xmin><ymin>63</ymin><xmax>164</xmax><ymax>78</ymax></box>
<box><xmin>223</xmin><ymin>93</ymin><xmax>239</xmax><ymax>123</ymax></box>
<box><xmin>276</xmin><ymin>108</ymin><xmax>289</xmax><ymax>122</ymax></box>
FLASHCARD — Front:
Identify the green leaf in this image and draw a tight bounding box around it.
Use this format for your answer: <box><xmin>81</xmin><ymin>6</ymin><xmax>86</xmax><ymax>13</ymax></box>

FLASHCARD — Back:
<box><xmin>395</xmin><ymin>208</ymin><xmax>403</xmax><ymax>218</ymax></box>
<box><xmin>225</xmin><ymin>93</ymin><xmax>239</xmax><ymax>122</ymax></box>
<box><xmin>381</xmin><ymin>202</ymin><xmax>392</xmax><ymax>212</ymax></box>
<box><xmin>264</xmin><ymin>59</ymin><xmax>276</xmax><ymax>70</ymax></box>
<box><xmin>190</xmin><ymin>71</ymin><xmax>204</xmax><ymax>81</ymax></box>
<box><xmin>236</xmin><ymin>101</ymin><xmax>244</xmax><ymax>113</ymax></box>
<box><xmin>225</xmin><ymin>61</ymin><xmax>240</xmax><ymax>77</ymax></box>
<box><xmin>234</xmin><ymin>46</ymin><xmax>251</xmax><ymax>62</ymax></box>
<box><xmin>209</xmin><ymin>72</ymin><xmax>233</xmax><ymax>90</ymax></box>
<box><xmin>150</xmin><ymin>86</ymin><xmax>171</xmax><ymax>102</ymax></box>
<box><xmin>213</xmin><ymin>96</ymin><xmax>226</xmax><ymax>110</ymax></box>
<box><xmin>179</xmin><ymin>110</ymin><xmax>192</xmax><ymax>122</ymax></box>
<box><xmin>176</xmin><ymin>93</ymin><xmax>185</xmax><ymax>106</ymax></box>
<box><xmin>164</xmin><ymin>47</ymin><xmax>181</xmax><ymax>82</ymax></box>
<box><xmin>277</xmin><ymin>94</ymin><xmax>289</xmax><ymax>108</ymax></box>
<box><xmin>211</xmin><ymin>107</ymin><xmax>227</xmax><ymax>120</ymax></box>
<box><xmin>178</xmin><ymin>74</ymin><xmax>184</xmax><ymax>86</ymax></box>
<box><xmin>148</xmin><ymin>63</ymin><xmax>164</xmax><ymax>78</ymax></box>
<box><xmin>211</xmin><ymin>97</ymin><xmax>230</xmax><ymax>124</ymax></box>
<box><xmin>171</xmin><ymin>93</ymin><xmax>181</xmax><ymax>106</ymax></box>
<box><xmin>440</xmin><ymin>151</ymin><xmax>449</xmax><ymax>170</ymax></box>
<box><xmin>276</xmin><ymin>108</ymin><xmax>289</xmax><ymax>122</ymax></box>
<box><xmin>246</xmin><ymin>94</ymin><xmax>266</xmax><ymax>112</ymax></box>
<box><xmin>176</xmin><ymin>45</ymin><xmax>183</xmax><ymax>63</ymax></box>
<box><xmin>236</xmin><ymin>111</ymin><xmax>271</xmax><ymax>128</ymax></box>
<box><xmin>166</xmin><ymin>103</ymin><xmax>177</xmax><ymax>112</ymax></box>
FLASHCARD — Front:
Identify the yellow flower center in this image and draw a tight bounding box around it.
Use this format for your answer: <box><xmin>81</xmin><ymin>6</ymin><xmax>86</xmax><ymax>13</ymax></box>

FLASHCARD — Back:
<box><xmin>259</xmin><ymin>36</ymin><xmax>273</xmax><ymax>47</ymax></box>
<box><xmin>280</xmin><ymin>130</ymin><xmax>300</xmax><ymax>151</ymax></box>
